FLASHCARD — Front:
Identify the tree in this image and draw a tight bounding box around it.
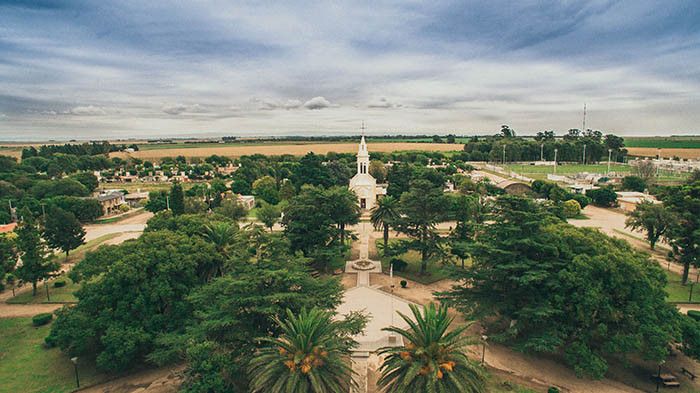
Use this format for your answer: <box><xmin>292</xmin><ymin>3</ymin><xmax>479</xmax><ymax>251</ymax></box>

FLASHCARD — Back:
<box><xmin>625</xmin><ymin>201</ymin><xmax>674</xmax><ymax>250</ymax></box>
<box><xmin>176</xmin><ymin>249</ymin><xmax>346</xmax><ymax>392</ymax></box>
<box><xmin>635</xmin><ymin>160</ymin><xmax>656</xmax><ymax>180</ymax></box>
<box><xmin>214</xmin><ymin>198</ymin><xmax>247</xmax><ymax>221</ymax></box>
<box><xmin>15</xmin><ymin>211</ymin><xmax>58</xmax><ymax>295</ymax></box>
<box><xmin>370</xmin><ymin>196</ymin><xmax>400</xmax><ymax>251</ymax></box>
<box><xmin>0</xmin><ymin>234</ymin><xmax>17</xmax><ymax>285</ymax></box>
<box><xmin>661</xmin><ymin>178</ymin><xmax>700</xmax><ymax>284</ymax></box>
<box><xmin>257</xmin><ymin>201</ymin><xmax>281</xmax><ymax>231</ymax></box>
<box><xmin>279</xmin><ymin>180</ymin><xmax>296</xmax><ymax>201</ymax></box>
<box><xmin>395</xmin><ymin>180</ymin><xmax>446</xmax><ymax>274</ymax></box>
<box><xmin>586</xmin><ymin>186</ymin><xmax>617</xmax><ymax>207</ymax></box>
<box><xmin>499</xmin><ymin>125</ymin><xmax>515</xmax><ymax>138</ymax></box>
<box><xmin>145</xmin><ymin>190</ymin><xmax>169</xmax><ymax>213</ymax></box>
<box><xmin>44</xmin><ymin>207</ymin><xmax>85</xmax><ymax>259</ymax></box>
<box><xmin>70</xmin><ymin>172</ymin><xmax>99</xmax><ymax>193</ymax></box>
<box><xmin>561</xmin><ymin>199</ymin><xmax>581</xmax><ymax>219</ymax></box>
<box><xmin>252</xmin><ymin>175</ymin><xmax>279</xmax><ymax>205</ymax></box>
<box><xmin>378</xmin><ymin>303</ymin><xmax>485</xmax><ymax>393</ymax></box>
<box><xmin>282</xmin><ymin>185</ymin><xmax>337</xmax><ymax>255</ymax></box>
<box><xmin>621</xmin><ymin>176</ymin><xmax>647</xmax><ymax>192</ymax></box>
<box><xmin>325</xmin><ymin>186</ymin><xmax>360</xmax><ymax>245</ymax></box>
<box><xmin>369</xmin><ymin>160</ymin><xmax>388</xmax><ymax>183</ymax></box>
<box><xmin>170</xmin><ymin>182</ymin><xmax>185</xmax><ymax>215</ymax></box>
<box><xmin>248</xmin><ymin>308</ymin><xmax>363</xmax><ymax>393</ymax></box>
<box><xmin>202</xmin><ymin>221</ymin><xmax>237</xmax><ymax>261</ymax></box>
<box><xmin>46</xmin><ymin>230</ymin><xmax>217</xmax><ymax>372</ymax></box>
<box><xmin>440</xmin><ymin>196</ymin><xmax>680</xmax><ymax>378</ymax></box>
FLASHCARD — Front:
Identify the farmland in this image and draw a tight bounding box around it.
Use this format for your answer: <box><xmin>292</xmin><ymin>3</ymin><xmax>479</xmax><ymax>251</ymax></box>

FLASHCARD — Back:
<box><xmin>110</xmin><ymin>142</ymin><xmax>465</xmax><ymax>160</ymax></box>
<box><xmin>626</xmin><ymin>147</ymin><xmax>700</xmax><ymax>159</ymax></box>
<box><xmin>624</xmin><ymin>136</ymin><xmax>700</xmax><ymax>149</ymax></box>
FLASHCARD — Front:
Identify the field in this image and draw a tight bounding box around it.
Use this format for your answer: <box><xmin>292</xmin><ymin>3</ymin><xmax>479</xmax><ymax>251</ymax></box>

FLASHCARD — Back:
<box><xmin>110</xmin><ymin>142</ymin><xmax>464</xmax><ymax>161</ymax></box>
<box><xmin>502</xmin><ymin>163</ymin><xmax>632</xmax><ymax>180</ymax></box>
<box><xmin>0</xmin><ymin>318</ymin><xmax>105</xmax><ymax>393</ymax></box>
<box><xmin>626</xmin><ymin>147</ymin><xmax>700</xmax><ymax>159</ymax></box>
<box><xmin>625</xmin><ymin>136</ymin><xmax>700</xmax><ymax>149</ymax></box>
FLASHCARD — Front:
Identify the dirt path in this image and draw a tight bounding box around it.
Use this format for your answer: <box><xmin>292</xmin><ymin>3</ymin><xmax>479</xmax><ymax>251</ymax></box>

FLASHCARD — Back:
<box><xmin>78</xmin><ymin>366</ymin><xmax>183</xmax><ymax>393</ymax></box>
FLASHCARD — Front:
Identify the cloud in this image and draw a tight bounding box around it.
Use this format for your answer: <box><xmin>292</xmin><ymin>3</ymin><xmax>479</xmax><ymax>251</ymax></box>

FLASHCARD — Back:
<box><xmin>303</xmin><ymin>96</ymin><xmax>333</xmax><ymax>110</ymax></box>
<box><xmin>162</xmin><ymin>104</ymin><xmax>208</xmax><ymax>115</ymax></box>
<box><xmin>70</xmin><ymin>105</ymin><xmax>107</xmax><ymax>116</ymax></box>
<box><xmin>253</xmin><ymin>98</ymin><xmax>303</xmax><ymax>110</ymax></box>
<box><xmin>367</xmin><ymin>97</ymin><xmax>401</xmax><ymax>109</ymax></box>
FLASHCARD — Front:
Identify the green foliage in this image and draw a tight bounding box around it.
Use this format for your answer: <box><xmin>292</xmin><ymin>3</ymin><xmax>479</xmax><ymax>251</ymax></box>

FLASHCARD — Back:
<box><xmin>43</xmin><ymin>206</ymin><xmax>85</xmax><ymax>257</ymax></box>
<box><xmin>400</xmin><ymin>280</ymin><xmax>407</xmax><ymax>288</ymax></box>
<box><xmin>47</xmin><ymin>196</ymin><xmax>103</xmax><ymax>222</ymax></box>
<box><xmin>252</xmin><ymin>175</ymin><xmax>279</xmax><ymax>205</ymax></box>
<box><xmin>378</xmin><ymin>303</ymin><xmax>486</xmax><ymax>393</ymax></box>
<box><xmin>0</xmin><ymin>234</ymin><xmax>17</xmax><ymax>283</ymax></box>
<box><xmin>70</xmin><ymin>172</ymin><xmax>99</xmax><ymax>192</ymax></box>
<box><xmin>680</xmin><ymin>315</ymin><xmax>700</xmax><ymax>360</ymax></box>
<box><xmin>213</xmin><ymin>198</ymin><xmax>247</xmax><ymax>221</ymax></box>
<box><xmin>625</xmin><ymin>201</ymin><xmax>674</xmax><ymax>250</ymax></box>
<box><xmin>30</xmin><ymin>178</ymin><xmax>89</xmax><ymax>199</ymax></box>
<box><xmin>586</xmin><ymin>186</ymin><xmax>617</xmax><ymax>207</ymax></box>
<box><xmin>561</xmin><ymin>199</ymin><xmax>581</xmax><ymax>219</ymax></box>
<box><xmin>621</xmin><ymin>176</ymin><xmax>646</xmax><ymax>192</ymax></box>
<box><xmin>248</xmin><ymin>308</ymin><xmax>364</xmax><ymax>393</ymax></box>
<box><xmin>46</xmin><ymin>230</ymin><xmax>218</xmax><ymax>372</ymax></box>
<box><xmin>688</xmin><ymin>310</ymin><xmax>700</xmax><ymax>322</ymax></box>
<box><xmin>570</xmin><ymin>193</ymin><xmax>591</xmax><ymax>209</ymax></box>
<box><xmin>169</xmin><ymin>182</ymin><xmax>185</xmax><ymax>215</ymax></box>
<box><xmin>145</xmin><ymin>190</ymin><xmax>168</xmax><ymax>213</ymax></box>
<box><xmin>548</xmin><ymin>387</ymin><xmax>560</xmax><ymax>393</ymax></box>
<box><xmin>53</xmin><ymin>280</ymin><xmax>66</xmax><ymax>288</ymax></box>
<box><xmin>256</xmin><ymin>201</ymin><xmax>281</xmax><ymax>230</ymax></box>
<box><xmin>32</xmin><ymin>313</ymin><xmax>53</xmax><ymax>327</ymax></box>
<box><xmin>391</xmin><ymin>258</ymin><xmax>408</xmax><ymax>272</ymax></box>
<box><xmin>441</xmin><ymin>195</ymin><xmax>680</xmax><ymax>379</ymax></box>
<box><xmin>660</xmin><ymin>177</ymin><xmax>700</xmax><ymax>284</ymax></box>
<box><xmin>371</xmin><ymin>195</ymin><xmax>401</xmax><ymax>250</ymax></box>
<box><xmin>278</xmin><ymin>180</ymin><xmax>296</xmax><ymax>201</ymax></box>
<box><xmin>15</xmin><ymin>212</ymin><xmax>59</xmax><ymax>295</ymax></box>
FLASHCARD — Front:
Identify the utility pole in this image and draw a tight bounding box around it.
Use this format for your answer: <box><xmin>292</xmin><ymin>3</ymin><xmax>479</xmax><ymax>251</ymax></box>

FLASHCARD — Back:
<box><xmin>582</xmin><ymin>103</ymin><xmax>587</xmax><ymax>134</ymax></box>
<box><xmin>502</xmin><ymin>145</ymin><xmax>506</xmax><ymax>165</ymax></box>
<box><xmin>582</xmin><ymin>144</ymin><xmax>586</xmax><ymax>165</ymax></box>
<box><xmin>166</xmin><ymin>195</ymin><xmax>170</xmax><ymax>210</ymax></box>
<box><xmin>554</xmin><ymin>149</ymin><xmax>558</xmax><ymax>175</ymax></box>
<box><xmin>607</xmin><ymin>149</ymin><xmax>612</xmax><ymax>174</ymax></box>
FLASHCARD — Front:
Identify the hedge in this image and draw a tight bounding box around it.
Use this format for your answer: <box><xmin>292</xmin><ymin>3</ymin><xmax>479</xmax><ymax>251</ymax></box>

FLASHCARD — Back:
<box><xmin>32</xmin><ymin>313</ymin><xmax>53</xmax><ymax>327</ymax></box>
<box><xmin>688</xmin><ymin>310</ymin><xmax>700</xmax><ymax>322</ymax></box>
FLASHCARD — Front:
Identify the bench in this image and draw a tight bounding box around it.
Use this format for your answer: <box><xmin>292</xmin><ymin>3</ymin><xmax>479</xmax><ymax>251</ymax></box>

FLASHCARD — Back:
<box><xmin>681</xmin><ymin>367</ymin><xmax>696</xmax><ymax>380</ymax></box>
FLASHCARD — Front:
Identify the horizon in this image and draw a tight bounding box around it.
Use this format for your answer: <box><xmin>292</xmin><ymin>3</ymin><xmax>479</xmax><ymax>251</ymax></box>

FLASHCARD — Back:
<box><xmin>1</xmin><ymin>1</ymin><xmax>699</xmax><ymax>140</ymax></box>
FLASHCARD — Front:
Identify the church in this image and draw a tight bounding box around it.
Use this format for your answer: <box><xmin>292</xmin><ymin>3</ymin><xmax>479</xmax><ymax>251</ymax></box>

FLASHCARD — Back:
<box><xmin>349</xmin><ymin>135</ymin><xmax>387</xmax><ymax>210</ymax></box>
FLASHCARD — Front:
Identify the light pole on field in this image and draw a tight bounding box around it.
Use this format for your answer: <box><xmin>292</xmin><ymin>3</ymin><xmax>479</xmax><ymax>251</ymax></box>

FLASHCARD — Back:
<box><xmin>540</xmin><ymin>143</ymin><xmax>544</xmax><ymax>161</ymax></box>
<box><xmin>583</xmin><ymin>144</ymin><xmax>586</xmax><ymax>165</ymax></box>
<box><xmin>553</xmin><ymin>149</ymin><xmax>558</xmax><ymax>175</ymax></box>
<box><xmin>607</xmin><ymin>149</ymin><xmax>612</xmax><ymax>175</ymax></box>
<box><xmin>71</xmin><ymin>357</ymin><xmax>80</xmax><ymax>388</ymax></box>
<box><xmin>502</xmin><ymin>145</ymin><xmax>506</xmax><ymax>165</ymax></box>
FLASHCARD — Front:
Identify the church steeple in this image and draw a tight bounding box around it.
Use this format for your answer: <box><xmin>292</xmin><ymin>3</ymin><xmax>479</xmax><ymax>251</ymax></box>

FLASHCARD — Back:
<box><xmin>357</xmin><ymin>122</ymin><xmax>370</xmax><ymax>175</ymax></box>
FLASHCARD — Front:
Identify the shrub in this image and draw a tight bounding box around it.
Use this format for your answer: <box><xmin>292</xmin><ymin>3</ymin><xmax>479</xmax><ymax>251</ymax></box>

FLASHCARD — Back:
<box><xmin>390</xmin><ymin>258</ymin><xmax>408</xmax><ymax>272</ymax></box>
<box><xmin>548</xmin><ymin>387</ymin><xmax>560</xmax><ymax>393</ymax></box>
<box><xmin>586</xmin><ymin>186</ymin><xmax>617</xmax><ymax>207</ymax></box>
<box><xmin>400</xmin><ymin>280</ymin><xmax>407</xmax><ymax>288</ymax></box>
<box><xmin>688</xmin><ymin>310</ymin><xmax>700</xmax><ymax>322</ymax></box>
<box><xmin>53</xmin><ymin>280</ymin><xmax>67</xmax><ymax>288</ymax></box>
<box><xmin>571</xmin><ymin>193</ymin><xmax>591</xmax><ymax>209</ymax></box>
<box><xmin>562</xmin><ymin>199</ymin><xmax>581</xmax><ymax>218</ymax></box>
<box><xmin>119</xmin><ymin>204</ymin><xmax>130</xmax><ymax>213</ymax></box>
<box><xmin>621</xmin><ymin>176</ymin><xmax>647</xmax><ymax>192</ymax></box>
<box><xmin>32</xmin><ymin>313</ymin><xmax>53</xmax><ymax>327</ymax></box>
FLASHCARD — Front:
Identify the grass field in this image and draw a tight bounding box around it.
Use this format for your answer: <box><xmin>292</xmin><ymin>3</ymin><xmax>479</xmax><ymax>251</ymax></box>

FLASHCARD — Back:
<box><xmin>503</xmin><ymin>163</ymin><xmax>632</xmax><ymax>180</ymax></box>
<box><xmin>0</xmin><ymin>318</ymin><xmax>105</xmax><ymax>393</ymax></box>
<box><xmin>376</xmin><ymin>239</ymin><xmax>452</xmax><ymax>284</ymax></box>
<box><xmin>100</xmin><ymin>181</ymin><xmax>205</xmax><ymax>193</ymax></box>
<box><xmin>6</xmin><ymin>274</ymin><xmax>79</xmax><ymax>304</ymax></box>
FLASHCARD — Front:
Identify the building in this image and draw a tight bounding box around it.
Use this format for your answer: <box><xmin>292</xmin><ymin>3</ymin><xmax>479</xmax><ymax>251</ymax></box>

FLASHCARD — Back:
<box><xmin>616</xmin><ymin>191</ymin><xmax>660</xmax><ymax>212</ymax></box>
<box><xmin>124</xmin><ymin>190</ymin><xmax>149</xmax><ymax>207</ymax></box>
<box><xmin>349</xmin><ymin>135</ymin><xmax>386</xmax><ymax>210</ymax></box>
<box><xmin>0</xmin><ymin>223</ymin><xmax>17</xmax><ymax>234</ymax></box>
<box><xmin>237</xmin><ymin>195</ymin><xmax>256</xmax><ymax>210</ymax></box>
<box><xmin>97</xmin><ymin>191</ymin><xmax>125</xmax><ymax>215</ymax></box>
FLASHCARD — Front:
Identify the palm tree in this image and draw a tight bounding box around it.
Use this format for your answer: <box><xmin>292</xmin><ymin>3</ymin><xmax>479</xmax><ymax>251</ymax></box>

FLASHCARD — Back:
<box><xmin>201</xmin><ymin>222</ymin><xmax>236</xmax><ymax>279</ymax></box>
<box><xmin>378</xmin><ymin>303</ymin><xmax>486</xmax><ymax>393</ymax></box>
<box><xmin>248</xmin><ymin>308</ymin><xmax>357</xmax><ymax>393</ymax></box>
<box><xmin>370</xmin><ymin>196</ymin><xmax>400</xmax><ymax>251</ymax></box>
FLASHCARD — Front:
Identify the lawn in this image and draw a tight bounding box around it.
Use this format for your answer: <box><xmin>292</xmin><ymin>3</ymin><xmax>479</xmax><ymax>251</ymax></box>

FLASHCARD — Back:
<box><xmin>375</xmin><ymin>239</ymin><xmax>452</xmax><ymax>284</ymax></box>
<box><xmin>6</xmin><ymin>274</ymin><xmax>79</xmax><ymax>304</ymax></box>
<box><xmin>503</xmin><ymin>163</ymin><xmax>632</xmax><ymax>180</ymax></box>
<box><xmin>665</xmin><ymin>270</ymin><xmax>700</xmax><ymax>303</ymax></box>
<box><xmin>0</xmin><ymin>318</ymin><xmax>105</xmax><ymax>393</ymax></box>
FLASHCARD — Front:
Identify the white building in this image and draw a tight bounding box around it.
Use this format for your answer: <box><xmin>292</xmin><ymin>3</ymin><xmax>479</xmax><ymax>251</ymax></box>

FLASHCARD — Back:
<box><xmin>349</xmin><ymin>136</ymin><xmax>386</xmax><ymax>210</ymax></box>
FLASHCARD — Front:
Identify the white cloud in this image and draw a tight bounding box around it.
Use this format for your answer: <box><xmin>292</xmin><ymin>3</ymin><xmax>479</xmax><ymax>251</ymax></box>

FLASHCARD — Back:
<box><xmin>70</xmin><ymin>105</ymin><xmax>107</xmax><ymax>116</ymax></box>
<box><xmin>303</xmin><ymin>96</ymin><xmax>332</xmax><ymax>110</ymax></box>
<box><xmin>162</xmin><ymin>104</ymin><xmax>208</xmax><ymax>115</ymax></box>
<box><xmin>367</xmin><ymin>97</ymin><xmax>401</xmax><ymax>109</ymax></box>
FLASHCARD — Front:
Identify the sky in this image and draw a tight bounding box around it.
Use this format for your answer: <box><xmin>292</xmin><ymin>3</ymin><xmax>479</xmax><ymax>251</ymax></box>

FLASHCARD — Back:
<box><xmin>0</xmin><ymin>0</ymin><xmax>699</xmax><ymax>141</ymax></box>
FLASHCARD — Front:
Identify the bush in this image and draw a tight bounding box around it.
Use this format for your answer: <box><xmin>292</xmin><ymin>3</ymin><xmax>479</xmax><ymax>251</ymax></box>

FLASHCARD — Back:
<box><xmin>53</xmin><ymin>280</ymin><xmax>66</xmax><ymax>288</ymax></box>
<box><xmin>390</xmin><ymin>258</ymin><xmax>408</xmax><ymax>272</ymax></box>
<box><xmin>400</xmin><ymin>280</ymin><xmax>407</xmax><ymax>288</ymax></box>
<box><xmin>571</xmin><ymin>193</ymin><xmax>591</xmax><ymax>209</ymax></box>
<box><xmin>621</xmin><ymin>176</ymin><xmax>647</xmax><ymax>192</ymax></box>
<box><xmin>562</xmin><ymin>199</ymin><xmax>581</xmax><ymax>218</ymax></box>
<box><xmin>32</xmin><ymin>313</ymin><xmax>53</xmax><ymax>327</ymax></box>
<box><xmin>119</xmin><ymin>204</ymin><xmax>130</xmax><ymax>213</ymax></box>
<box><xmin>586</xmin><ymin>186</ymin><xmax>617</xmax><ymax>207</ymax></box>
<box><xmin>688</xmin><ymin>310</ymin><xmax>700</xmax><ymax>322</ymax></box>
<box><xmin>548</xmin><ymin>387</ymin><xmax>560</xmax><ymax>393</ymax></box>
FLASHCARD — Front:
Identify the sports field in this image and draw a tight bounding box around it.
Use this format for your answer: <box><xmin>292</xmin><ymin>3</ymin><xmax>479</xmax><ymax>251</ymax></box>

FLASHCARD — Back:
<box><xmin>502</xmin><ymin>163</ymin><xmax>631</xmax><ymax>180</ymax></box>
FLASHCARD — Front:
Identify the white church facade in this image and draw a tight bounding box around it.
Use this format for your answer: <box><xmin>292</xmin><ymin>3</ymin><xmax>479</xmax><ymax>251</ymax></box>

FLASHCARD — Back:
<box><xmin>349</xmin><ymin>136</ymin><xmax>386</xmax><ymax>210</ymax></box>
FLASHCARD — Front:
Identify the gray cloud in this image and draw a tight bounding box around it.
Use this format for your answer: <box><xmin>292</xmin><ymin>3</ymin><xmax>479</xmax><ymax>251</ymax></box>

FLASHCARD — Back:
<box><xmin>303</xmin><ymin>96</ymin><xmax>333</xmax><ymax>110</ymax></box>
<box><xmin>70</xmin><ymin>105</ymin><xmax>107</xmax><ymax>116</ymax></box>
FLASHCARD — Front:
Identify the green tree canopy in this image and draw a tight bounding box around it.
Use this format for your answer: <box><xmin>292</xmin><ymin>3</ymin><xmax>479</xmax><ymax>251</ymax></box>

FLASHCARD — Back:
<box><xmin>15</xmin><ymin>210</ymin><xmax>59</xmax><ymax>295</ymax></box>
<box><xmin>170</xmin><ymin>182</ymin><xmax>185</xmax><ymax>215</ymax></box>
<box><xmin>43</xmin><ymin>206</ymin><xmax>85</xmax><ymax>258</ymax></box>
<box><xmin>625</xmin><ymin>201</ymin><xmax>674</xmax><ymax>250</ymax></box>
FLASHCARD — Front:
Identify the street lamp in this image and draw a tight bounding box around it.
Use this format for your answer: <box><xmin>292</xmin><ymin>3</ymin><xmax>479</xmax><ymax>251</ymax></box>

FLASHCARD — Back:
<box><xmin>540</xmin><ymin>143</ymin><xmax>544</xmax><ymax>161</ymax></box>
<box><xmin>553</xmin><ymin>149</ymin><xmax>558</xmax><ymax>175</ymax></box>
<box><xmin>582</xmin><ymin>144</ymin><xmax>586</xmax><ymax>165</ymax></box>
<box><xmin>481</xmin><ymin>335</ymin><xmax>488</xmax><ymax>365</ymax></box>
<box><xmin>71</xmin><ymin>357</ymin><xmax>80</xmax><ymax>388</ymax></box>
<box><xmin>607</xmin><ymin>149</ymin><xmax>612</xmax><ymax>175</ymax></box>
<box><xmin>502</xmin><ymin>145</ymin><xmax>506</xmax><ymax>165</ymax></box>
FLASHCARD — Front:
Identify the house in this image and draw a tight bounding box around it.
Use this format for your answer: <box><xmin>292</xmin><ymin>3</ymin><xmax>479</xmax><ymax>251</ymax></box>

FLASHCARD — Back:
<box><xmin>216</xmin><ymin>164</ymin><xmax>239</xmax><ymax>176</ymax></box>
<box><xmin>124</xmin><ymin>191</ymin><xmax>149</xmax><ymax>207</ymax></box>
<box><xmin>237</xmin><ymin>195</ymin><xmax>256</xmax><ymax>210</ymax></box>
<box><xmin>616</xmin><ymin>191</ymin><xmax>660</xmax><ymax>212</ymax></box>
<box><xmin>97</xmin><ymin>191</ymin><xmax>125</xmax><ymax>215</ymax></box>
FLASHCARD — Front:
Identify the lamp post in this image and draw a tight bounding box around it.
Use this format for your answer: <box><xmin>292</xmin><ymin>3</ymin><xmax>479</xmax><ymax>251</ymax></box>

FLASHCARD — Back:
<box><xmin>540</xmin><ymin>143</ymin><xmax>544</xmax><ymax>161</ymax></box>
<box><xmin>502</xmin><ymin>145</ymin><xmax>506</xmax><ymax>165</ymax></box>
<box><xmin>44</xmin><ymin>278</ymin><xmax>50</xmax><ymax>302</ymax></box>
<box><xmin>690</xmin><ymin>281</ymin><xmax>696</xmax><ymax>302</ymax></box>
<box><xmin>553</xmin><ymin>149</ymin><xmax>558</xmax><ymax>175</ymax></box>
<box><xmin>583</xmin><ymin>144</ymin><xmax>586</xmax><ymax>165</ymax></box>
<box><xmin>71</xmin><ymin>357</ymin><xmax>80</xmax><ymax>388</ymax></box>
<box><xmin>481</xmin><ymin>335</ymin><xmax>488</xmax><ymax>365</ymax></box>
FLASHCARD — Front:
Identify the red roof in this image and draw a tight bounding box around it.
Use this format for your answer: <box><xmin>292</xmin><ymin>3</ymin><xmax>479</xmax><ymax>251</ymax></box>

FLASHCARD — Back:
<box><xmin>0</xmin><ymin>223</ymin><xmax>17</xmax><ymax>234</ymax></box>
